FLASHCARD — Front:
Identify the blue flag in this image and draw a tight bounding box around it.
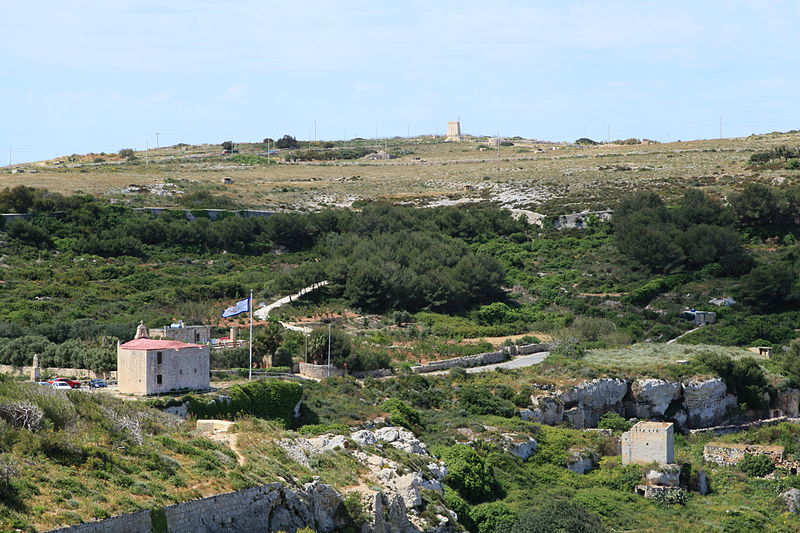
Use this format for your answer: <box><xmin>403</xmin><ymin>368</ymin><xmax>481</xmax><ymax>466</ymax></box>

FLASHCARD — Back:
<box><xmin>222</xmin><ymin>297</ymin><xmax>250</xmax><ymax>318</ymax></box>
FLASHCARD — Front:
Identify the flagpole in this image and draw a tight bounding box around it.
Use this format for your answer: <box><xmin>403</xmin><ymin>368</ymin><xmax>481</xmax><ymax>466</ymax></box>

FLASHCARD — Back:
<box><xmin>248</xmin><ymin>289</ymin><xmax>253</xmax><ymax>381</ymax></box>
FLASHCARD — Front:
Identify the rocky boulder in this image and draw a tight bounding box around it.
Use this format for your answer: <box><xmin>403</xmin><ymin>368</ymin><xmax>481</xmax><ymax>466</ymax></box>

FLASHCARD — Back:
<box><xmin>682</xmin><ymin>378</ymin><xmax>736</xmax><ymax>428</ymax></box>
<box><xmin>566</xmin><ymin>449</ymin><xmax>597</xmax><ymax>474</ymax></box>
<box><xmin>776</xmin><ymin>388</ymin><xmax>800</xmax><ymax>417</ymax></box>
<box><xmin>631</xmin><ymin>379</ymin><xmax>681</xmax><ymax>418</ymax></box>
<box><xmin>645</xmin><ymin>465</ymin><xmax>681</xmax><ymax>487</ymax></box>
<box><xmin>526</xmin><ymin>394</ymin><xmax>564</xmax><ymax>425</ymax></box>
<box><xmin>502</xmin><ymin>435</ymin><xmax>538</xmax><ymax>460</ymax></box>
<box><xmin>560</xmin><ymin>378</ymin><xmax>628</xmax><ymax>408</ymax></box>
<box><xmin>781</xmin><ymin>488</ymin><xmax>800</xmax><ymax>513</ymax></box>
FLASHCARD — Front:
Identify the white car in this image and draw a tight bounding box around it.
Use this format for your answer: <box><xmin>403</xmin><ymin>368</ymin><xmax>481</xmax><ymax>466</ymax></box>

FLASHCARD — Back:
<box><xmin>51</xmin><ymin>382</ymin><xmax>72</xmax><ymax>390</ymax></box>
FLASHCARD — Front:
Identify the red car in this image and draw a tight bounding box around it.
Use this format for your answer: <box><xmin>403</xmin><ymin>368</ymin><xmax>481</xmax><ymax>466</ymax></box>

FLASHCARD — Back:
<box><xmin>47</xmin><ymin>378</ymin><xmax>81</xmax><ymax>389</ymax></box>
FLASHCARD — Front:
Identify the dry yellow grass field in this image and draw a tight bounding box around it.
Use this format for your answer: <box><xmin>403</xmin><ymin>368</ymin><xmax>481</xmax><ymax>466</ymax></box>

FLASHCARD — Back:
<box><xmin>3</xmin><ymin>131</ymin><xmax>799</xmax><ymax>214</ymax></box>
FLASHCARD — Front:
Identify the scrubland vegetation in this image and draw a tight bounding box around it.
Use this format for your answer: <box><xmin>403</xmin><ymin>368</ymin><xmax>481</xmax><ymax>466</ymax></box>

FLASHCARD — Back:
<box><xmin>3</xmin><ymin>132</ymin><xmax>800</xmax><ymax>530</ymax></box>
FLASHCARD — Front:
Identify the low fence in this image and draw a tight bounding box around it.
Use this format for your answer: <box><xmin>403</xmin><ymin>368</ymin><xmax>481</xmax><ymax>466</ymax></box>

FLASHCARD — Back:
<box><xmin>410</xmin><ymin>343</ymin><xmax>549</xmax><ymax>374</ymax></box>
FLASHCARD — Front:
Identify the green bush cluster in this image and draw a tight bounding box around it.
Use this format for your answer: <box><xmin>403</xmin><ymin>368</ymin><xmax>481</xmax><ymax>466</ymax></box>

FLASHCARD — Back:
<box><xmin>435</xmin><ymin>444</ymin><xmax>501</xmax><ymax>504</ymax></box>
<box><xmin>456</xmin><ymin>385</ymin><xmax>516</xmax><ymax>418</ymax></box>
<box><xmin>381</xmin><ymin>398</ymin><xmax>420</xmax><ymax>429</ymax></box>
<box><xmin>738</xmin><ymin>453</ymin><xmax>775</xmax><ymax>477</ymax></box>
<box><xmin>187</xmin><ymin>380</ymin><xmax>302</xmax><ymax>424</ymax></box>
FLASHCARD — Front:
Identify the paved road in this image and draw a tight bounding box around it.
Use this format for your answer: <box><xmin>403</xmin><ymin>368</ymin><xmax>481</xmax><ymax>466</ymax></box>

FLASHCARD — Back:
<box><xmin>254</xmin><ymin>281</ymin><xmax>330</xmax><ymax>321</ymax></box>
<box><xmin>423</xmin><ymin>351</ymin><xmax>550</xmax><ymax>376</ymax></box>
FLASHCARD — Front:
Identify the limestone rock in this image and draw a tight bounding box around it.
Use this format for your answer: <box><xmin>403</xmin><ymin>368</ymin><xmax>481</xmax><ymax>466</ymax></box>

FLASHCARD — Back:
<box><xmin>776</xmin><ymin>388</ymin><xmax>800</xmax><ymax>417</ymax></box>
<box><xmin>631</xmin><ymin>379</ymin><xmax>681</xmax><ymax>418</ymax></box>
<box><xmin>682</xmin><ymin>378</ymin><xmax>736</xmax><ymax>428</ymax></box>
<box><xmin>527</xmin><ymin>394</ymin><xmax>564</xmax><ymax>425</ymax></box>
<box><xmin>303</xmin><ymin>479</ymin><xmax>342</xmax><ymax>532</ymax></box>
<box><xmin>560</xmin><ymin>378</ymin><xmax>628</xmax><ymax>427</ymax></box>
<box><xmin>567</xmin><ymin>450</ymin><xmax>597</xmax><ymax>474</ymax></box>
<box><xmin>560</xmin><ymin>378</ymin><xmax>628</xmax><ymax>409</ymax></box>
<box><xmin>351</xmin><ymin>429</ymin><xmax>378</xmax><ymax>447</ymax></box>
<box><xmin>646</xmin><ymin>465</ymin><xmax>681</xmax><ymax>487</ymax></box>
<box><xmin>504</xmin><ymin>436</ymin><xmax>538</xmax><ymax>460</ymax></box>
<box><xmin>781</xmin><ymin>488</ymin><xmax>800</xmax><ymax>513</ymax></box>
<box><xmin>394</xmin><ymin>472</ymin><xmax>425</xmax><ymax>508</ymax></box>
<box><xmin>308</xmin><ymin>434</ymin><xmax>348</xmax><ymax>452</ymax></box>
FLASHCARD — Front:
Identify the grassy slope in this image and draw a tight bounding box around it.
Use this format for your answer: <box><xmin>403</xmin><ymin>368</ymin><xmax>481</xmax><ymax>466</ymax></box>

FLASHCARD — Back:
<box><xmin>4</xmin><ymin>132</ymin><xmax>800</xmax><ymax>214</ymax></box>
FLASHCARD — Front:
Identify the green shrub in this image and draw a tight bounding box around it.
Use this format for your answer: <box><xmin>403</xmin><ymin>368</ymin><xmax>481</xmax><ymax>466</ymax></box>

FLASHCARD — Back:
<box><xmin>443</xmin><ymin>486</ymin><xmax>476</xmax><ymax>531</ymax></box>
<box><xmin>509</xmin><ymin>500</ymin><xmax>607</xmax><ymax>533</ymax></box>
<box><xmin>435</xmin><ymin>444</ymin><xmax>501</xmax><ymax>503</ymax></box>
<box><xmin>456</xmin><ymin>385</ymin><xmax>516</xmax><ymax>418</ymax></box>
<box><xmin>652</xmin><ymin>487</ymin><xmax>687</xmax><ymax>505</ymax></box>
<box><xmin>187</xmin><ymin>380</ymin><xmax>302</xmax><ymax>424</ymax></box>
<box><xmin>470</xmin><ymin>501</ymin><xmax>515</xmax><ymax>533</ymax></box>
<box><xmin>381</xmin><ymin>398</ymin><xmax>421</xmax><ymax>429</ymax></box>
<box><xmin>739</xmin><ymin>453</ymin><xmax>774</xmax><ymax>477</ymax></box>
<box><xmin>597</xmin><ymin>412</ymin><xmax>632</xmax><ymax>432</ymax></box>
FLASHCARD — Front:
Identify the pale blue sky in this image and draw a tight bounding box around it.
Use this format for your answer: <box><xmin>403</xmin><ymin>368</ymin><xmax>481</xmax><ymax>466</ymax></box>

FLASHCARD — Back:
<box><xmin>2</xmin><ymin>1</ymin><xmax>799</xmax><ymax>164</ymax></box>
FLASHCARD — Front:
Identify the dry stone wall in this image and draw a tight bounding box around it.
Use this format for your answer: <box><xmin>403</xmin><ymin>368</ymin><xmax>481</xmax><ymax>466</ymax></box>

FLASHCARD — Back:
<box><xmin>410</xmin><ymin>343</ymin><xmax>548</xmax><ymax>374</ymax></box>
<box><xmin>47</xmin><ymin>481</ymin><xmax>341</xmax><ymax>533</ymax></box>
<box><xmin>0</xmin><ymin>364</ymin><xmax>116</xmax><ymax>380</ymax></box>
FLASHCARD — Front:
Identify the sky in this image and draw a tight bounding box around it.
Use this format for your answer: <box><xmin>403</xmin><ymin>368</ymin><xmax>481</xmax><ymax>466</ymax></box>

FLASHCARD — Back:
<box><xmin>1</xmin><ymin>1</ymin><xmax>799</xmax><ymax>165</ymax></box>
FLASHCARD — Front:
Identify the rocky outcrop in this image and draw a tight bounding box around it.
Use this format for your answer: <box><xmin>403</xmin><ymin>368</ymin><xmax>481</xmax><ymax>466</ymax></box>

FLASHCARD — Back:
<box><xmin>525</xmin><ymin>395</ymin><xmax>564</xmax><ymax>425</ymax></box>
<box><xmin>520</xmin><ymin>375</ymin><xmax>745</xmax><ymax>431</ymax></box>
<box><xmin>630</xmin><ymin>379</ymin><xmax>681</xmax><ymax>418</ymax></box>
<box><xmin>682</xmin><ymin>378</ymin><xmax>736</xmax><ymax>429</ymax></box>
<box><xmin>502</xmin><ymin>435</ymin><xmax>537</xmax><ymax>460</ymax></box>
<box><xmin>645</xmin><ymin>465</ymin><xmax>680</xmax><ymax>487</ymax></box>
<box><xmin>567</xmin><ymin>449</ymin><xmax>597</xmax><ymax>474</ymax></box>
<box><xmin>776</xmin><ymin>388</ymin><xmax>800</xmax><ymax>417</ymax></box>
<box><xmin>781</xmin><ymin>488</ymin><xmax>800</xmax><ymax>513</ymax></box>
<box><xmin>278</xmin><ymin>426</ymin><xmax>451</xmax><ymax>532</ymax></box>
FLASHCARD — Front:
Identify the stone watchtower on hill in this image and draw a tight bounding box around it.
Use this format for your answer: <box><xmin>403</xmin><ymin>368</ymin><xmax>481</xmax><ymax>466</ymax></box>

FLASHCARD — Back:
<box><xmin>446</xmin><ymin>121</ymin><xmax>462</xmax><ymax>141</ymax></box>
<box><xmin>621</xmin><ymin>421</ymin><xmax>674</xmax><ymax>465</ymax></box>
<box><xmin>117</xmin><ymin>322</ymin><xmax>210</xmax><ymax>395</ymax></box>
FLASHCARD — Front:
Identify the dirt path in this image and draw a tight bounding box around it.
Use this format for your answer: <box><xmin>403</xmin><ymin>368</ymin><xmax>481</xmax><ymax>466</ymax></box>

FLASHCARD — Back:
<box><xmin>462</xmin><ymin>331</ymin><xmax>552</xmax><ymax>346</ymax></box>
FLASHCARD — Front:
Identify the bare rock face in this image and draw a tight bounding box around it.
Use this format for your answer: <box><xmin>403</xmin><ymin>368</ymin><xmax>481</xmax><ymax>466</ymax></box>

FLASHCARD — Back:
<box><xmin>631</xmin><ymin>379</ymin><xmax>681</xmax><ymax>418</ymax></box>
<box><xmin>502</xmin><ymin>435</ymin><xmax>538</xmax><ymax>460</ymax></box>
<box><xmin>560</xmin><ymin>378</ymin><xmax>628</xmax><ymax>409</ymax></box>
<box><xmin>566</xmin><ymin>449</ymin><xmax>597</xmax><ymax>474</ymax></box>
<box><xmin>776</xmin><ymin>388</ymin><xmax>800</xmax><ymax>417</ymax></box>
<box><xmin>682</xmin><ymin>378</ymin><xmax>736</xmax><ymax>428</ymax></box>
<box><xmin>526</xmin><ymin>395</ymin><xmax>564</xmax><ymax>425</ymax></box>
<box><xmin>781</xmin><ymin>488</ymin><xmax>800</xmax><ymax>513</ymax></box>
<box><xmin>645</xmin><ymin>465</ymin><xmax>681</xmax><ymax>487</ymax></box>
<box><xmin>559</xmin><ymin>378</ymin><xmax>628</xmax><ymax>428</ymax></box>
<box><xmin>303</xmin><ymin>479</ymin><xmax>342</xmax><ymax>532</ymax></box>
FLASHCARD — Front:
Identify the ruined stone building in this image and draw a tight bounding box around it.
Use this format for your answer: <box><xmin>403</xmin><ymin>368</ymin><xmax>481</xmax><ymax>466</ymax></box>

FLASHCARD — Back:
<box><xmin>621</xmin><ymin>421</ymin><xmax>674</xmax><ymax>465</ymax></box>
<box><xmin>149</xmin><ymin>321</ymin><xmax>211</xmax><ymax>344</ymax></box>
<box><xmin>117</xmin><ymin>322</ymin><xmax>210</xmax><ymax>395</ymax></box>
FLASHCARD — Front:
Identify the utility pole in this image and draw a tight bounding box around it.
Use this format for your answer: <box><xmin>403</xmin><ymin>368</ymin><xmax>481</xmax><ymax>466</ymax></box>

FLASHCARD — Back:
<box><xmin>327</xmin><ymin>322</ymin><xmax>332</xmax><ymax>377</ymax></box>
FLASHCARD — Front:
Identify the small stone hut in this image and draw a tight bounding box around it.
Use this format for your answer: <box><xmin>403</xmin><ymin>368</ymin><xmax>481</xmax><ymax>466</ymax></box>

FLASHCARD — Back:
<box><xmin>117</xmin><ymin>322</ymin><xmax>210</xmax><ymax>395</ymax></box>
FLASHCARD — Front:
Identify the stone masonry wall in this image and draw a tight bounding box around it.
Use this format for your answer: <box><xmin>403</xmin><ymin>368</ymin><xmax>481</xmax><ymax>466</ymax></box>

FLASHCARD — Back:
<box><xmin>47</xmin><ymin>510</ymin><xmax>152</xmax><ymax>533</ymax></box>
<box><xmin>410</xmin><ymin>343</ymin><xmax>549</xmax><ymax>374</ymax></box>
<box><xmin>0</xmin><ymin>364</ymin><xmax>116</xmax><ymax>380</ymax></box>
<box><xmin>46</xmin><ymin>481</ymin><xmax>341</xmax><ymax>533</ymax></box>
<box><xmin>298</xmin><ymin>362</ymin><xmax>346</xmax><ymax>379</ymax></box>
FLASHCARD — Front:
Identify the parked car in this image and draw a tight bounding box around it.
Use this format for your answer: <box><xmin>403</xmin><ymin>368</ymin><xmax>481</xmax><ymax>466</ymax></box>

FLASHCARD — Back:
<box><xmin>51</xmin><ymin>381</ymin><xmax>73</xmax><ymax>391</ymax></box>
<box><xmin>89</xmin><ymin>379</ymin><xmax>107</xmax><ymax>389</ymax></box>
<box><xmin>47</xmin><ymin>377</ymin><xmax>81</xmax><ymax>389</ymax></box>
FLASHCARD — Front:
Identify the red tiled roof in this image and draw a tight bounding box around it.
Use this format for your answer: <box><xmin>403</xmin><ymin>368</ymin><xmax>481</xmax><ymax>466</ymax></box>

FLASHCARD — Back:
<box><xmin>118</xmin><ymin>338</ymin><xmax>204</xmax><ymax>351</ymax></box>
